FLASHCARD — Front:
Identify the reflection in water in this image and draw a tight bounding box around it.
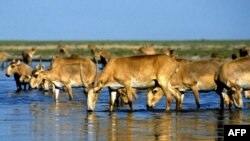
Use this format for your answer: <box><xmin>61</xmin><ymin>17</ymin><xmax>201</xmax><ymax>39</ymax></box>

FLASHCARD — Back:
<box><xmin>216</xmin><ymin>110</ymin><xmax>224</xmax><ymax>141</ymax></box>
<box><xmin>152</xmin><ymin>113</ymin><xmax>171</xmax><ymax>141</ymax></box>
<box><xmin>2</xmin><ymin>98</ymin><xmax>249</xmax><ymax>141</ymax></box>
<box><xmin>1</xmin><ymin>99</ymin><xmax>250</xmax><ymax>141</ymax></box>
<box><xmin>30</xmin><ymin>101</ymin><xmax>86</xmax><ymax>141</ymax></box>
<box><xmin>82</xmin><ymin>110</ymin><xmax>238</xmax><ymax>141</ymax></box>
<box><xmin>85</xmin><ymin>112</ymin><xmax>100</xmax><ymax>141</ymax></box>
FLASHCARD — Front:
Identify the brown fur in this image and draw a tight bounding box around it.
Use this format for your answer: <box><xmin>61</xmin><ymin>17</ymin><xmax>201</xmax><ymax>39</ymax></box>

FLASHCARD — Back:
<box><xmin>57</xmin><ymin>44</ymin><xmax>70</xmax><ymax>57</ymax></box>
<box><xmin>87</xmin><ymin>44</ymin><xmax>111</xmax><ymax>67</ymax></box>
<box><xmin>139</xmin><ymin>44</ymin><xmax>156</xmax><ymax>55</ymax></box>
<box><xmin>93</xmin><ymin>49</ymin><xmax>111</xmax><ymax>68</ymax></box>
<box><xmin>30</xmin><ymin>57</ymin><xmax>96</xmax><ymax>101</ymax></box>
<box><xmin>87</xmin><ymin>54</ymin><xmax>180</xmax><ymax>112</ymax></box>
<box><xmin>163</xmin><ymin>48</ymin><xmax>175</xmax><ymax>56</ymax></box>
<box><xmin>0</xmin><ymin>51</ymin><xmax>9</xmax><ymax>62</ymax></box>
<box><xmin>0</xmin><ymin>51</ymin><xmax>9</xmax><ymax>68</ymax></box>
<box><xmin>5</xmin><ymin>59</ymin><xmax>33</xmax><ymax>92</ymax></box>
<box><xmin>231</xmin><ymin>49</ymin><xmax>250</xmax><ymax>100</ymax></box>
<box><xmin>88</xmin><ymin>47</ymin><xmax>130</xmax><ymax>106</ymax></box>
<box><xmin>22</xmin><ymin>48</ymin><xmax>36</xmax><ymax>64</ymax></box>
<box><xmin>211</xmin><ymin>52</ymin><xmax>223</xmax><ymax>59</ymax></box>
<box><xmin>147</xmin><ymin>59</ymin><xmax>222</xmax><ymax>109</ymax></box>
<box><xmin>215</xmin><ymin>57</ymin><xmax>250</xmax><ymax>109</ymax></box>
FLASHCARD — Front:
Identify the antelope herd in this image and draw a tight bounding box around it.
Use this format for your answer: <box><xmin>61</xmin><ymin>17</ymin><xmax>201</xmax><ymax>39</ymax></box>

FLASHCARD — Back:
<box><xmin>2</xmin><ymin>45</ymin><xmax>250</xmax><ymax>112</ymax></box>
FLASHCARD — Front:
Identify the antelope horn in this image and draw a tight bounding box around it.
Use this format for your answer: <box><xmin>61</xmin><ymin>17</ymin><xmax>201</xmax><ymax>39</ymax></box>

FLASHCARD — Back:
<box><xmin>79</xmin><ymin>60</ymin><xmax>88</xmax><ymax>88</ymax></box>
<box><xmin>93</xmin><ymin>56</ymin><xmax>99</xmax><ymax>86</ymax></box>
<box><xmin>39</xmin><ymin>55</ymin><xmax>42</xmax><ymax>65</ymax></box>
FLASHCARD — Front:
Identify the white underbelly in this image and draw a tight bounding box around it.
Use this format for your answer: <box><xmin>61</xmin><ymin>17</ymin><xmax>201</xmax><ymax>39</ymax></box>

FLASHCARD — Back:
<box><xmin>108</xmin><ymin>82</ymin><xmax>124</xmax><ymax>89</ymax></box>
<box><xmin>52</xmin><ymin>81</ymin><xmax>64</xmax><ymax>88</ymax></box>
<box><xmin>70</xmin><ymin>80</ymin><xmax>82</xmax><ymax>87</ymax></box>
<box><xmin>176</xmin><ymin>87</ymin><xmax>190</xmax><ymax>92</ymax></box>
<box><xmin>52</xmin><ymin>80</ymin><xmax>83</xmax><ymax>88</ymax></box>
<box><xmin>131</xmin><ymin>80</ymin><xmax>156</xmax><ymax>89</ymax></box>
<box><xmin>108</xmin><ymin>80</ymin><xmax>156</xmax><ymax>89</ymax></box>
<box><xmin>238</xmin><ymin>82</ymin><xmax>250</xmax><ymax>89</ymax></box>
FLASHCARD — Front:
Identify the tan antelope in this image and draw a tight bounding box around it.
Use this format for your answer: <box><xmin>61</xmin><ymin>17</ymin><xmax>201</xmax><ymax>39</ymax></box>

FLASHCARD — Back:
<box><xmin>87</xmin><ymin>44</ymin><xmax>111</xmax><ymax>68</ymax></box>
<box><xmin>87</xmin><ymin>54</ymin><xmax>180</xmax><ymax>112</ymax></box>
<box><xmin>22</xmin><ymin>47</ymin><xmax>36</xmax><ymax>65</ymax></box>
<box><xmin>162</xmin><ymin>48</ymin><xmax>175</xmax><ymax>57</ymax></box>
<box><xmin>88</xmin><ymin>44</ymin><xmax>98</xmax><ymax>53</ymax></box>
<box><xmin>57</xmin><ymin>44</ymin><xmax>70</xmax><ymax>57</ymax></box>
<box><xmin>93</xmin><ymin>49</ymin><xmax>111</xmax><ymax>68</ymax></box>
<box><xmin>21</xmin><ymin>64</ymin><xmax>51</xmax><ymax>91</ymax></box>
<box><xmin>147</xmin><ymin>59</ymin><xmax>222</xmax><ymax>109</ymax></box>
<box><xmin>20</xmin><ymin>56</ymin><xmax>51</xmax><ymax>92</ymax></box>
<box><xmin>87</xmin><ymin>46</ymin><xmax>129</xmax><ymax>106</ymax></box>
<box><xmin>210</xmin><ymin>52</ymin><xmax>223</xmax><ymax>59</ymax></box>
<box><xmin>5</xmin><ymin>59</ymin><xmax>33</xmax><ymax>92</ymax></box>
<box><xmin>239</xmin><ymin>47</ymin><xmax>250</xmax><ymax>57</ymax></box>
<box><xmin>29</xmin><ymin>57</ymin><xmax>97</xmax><ymax>101</ymax></box>
<box><xmin>0</xmin><ymin>51</ymin><xmax>10</xmax><ymax>68</ymax></box>
<box><xmin>139</xmin><ymin>44</ymin><xmax>156</xmax><ymax>55</ymax></box>
<box><xmin>231</xmin><ymin>48</ymin><xmax>250</xmax><ymax>100</ymax></box>
<box><xmin>215</xmin><ymin>56</ymin><xmax>250</xmax><ymax>109</ymax></box>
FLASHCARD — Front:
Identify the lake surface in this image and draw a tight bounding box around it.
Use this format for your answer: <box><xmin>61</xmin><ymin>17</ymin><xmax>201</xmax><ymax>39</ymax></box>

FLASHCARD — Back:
<box><xmin>0</xmin><ymin>61</ymin><xmax>250</xmax><ymax>141</ymax></box>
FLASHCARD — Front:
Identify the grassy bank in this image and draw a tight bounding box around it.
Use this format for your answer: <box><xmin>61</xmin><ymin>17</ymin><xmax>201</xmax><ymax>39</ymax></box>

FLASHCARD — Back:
<box><xmin>0</xmin><ymin>40</ymin><xmax>250</xmax><ymax>60</ymax></box>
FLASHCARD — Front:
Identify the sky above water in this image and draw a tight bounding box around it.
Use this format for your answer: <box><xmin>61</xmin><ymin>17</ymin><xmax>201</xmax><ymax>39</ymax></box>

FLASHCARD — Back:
<box><xmin>1</xmin><ymin>0</ymin><xmax>250</xmax><ymax>40</ymax></box>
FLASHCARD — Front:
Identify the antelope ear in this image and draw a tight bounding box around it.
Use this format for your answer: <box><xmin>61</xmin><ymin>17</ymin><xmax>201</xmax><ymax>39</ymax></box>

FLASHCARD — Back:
<box><xmin>231</xmin><ymin>87</ymin><xmax>236</xmax><ymax>92</ymax></box>
<box><xmin>240</xmin><ymin>87</ymin><xmax>243</xmax><ymax>92</ymax></box>
<box><xmin>226</xmin><ymin>81</ymin><xmax>230</xmax><ymax>87</ymax></box>
<box><xmin>84</xmin><ymin>87</ymin><xmax>89</xmax><ymax>92</ymax></box>
<box><xmin>27</xmin><ymin>75</ymin><xmax>31</xmax><ymax>79</ymax></box>
<box><xmin>41</xmin><ymin>65</ymin><xmax>45</xmax><ymax>70</ymax></box>
<box><xmin>99</xmin><ymin>80</ymin><xmax>103</xmax><ymax>86</ymax></box>
<box><xmin>152</xmin><ymin>88</ymin><xmax>158</xmax><ymax>94</ymax></box>
<box><xmin>35</xmin><ymin>64</ymin><xmax>40</xmax><ymax>69</ymax></box>
<box><xmin>93</xmin><ymin>87</ymin><xmax>101</xmax><ymax>94</ymax></box>
<box><xmin>17</xmin><ymin>60</ymin><xmax>20</xmax><ymax>65</ymax></box>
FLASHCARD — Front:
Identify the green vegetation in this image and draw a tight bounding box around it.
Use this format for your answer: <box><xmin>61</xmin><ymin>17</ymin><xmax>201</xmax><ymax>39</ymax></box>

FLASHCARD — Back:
<box><xmin>0</xmin><ymin>40</ymin><xmax>249</xmax><ymax>60</ymax></box>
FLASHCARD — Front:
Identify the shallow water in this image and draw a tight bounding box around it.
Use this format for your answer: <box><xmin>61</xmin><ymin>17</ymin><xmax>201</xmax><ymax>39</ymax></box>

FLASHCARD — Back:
<box><xmin>1</xmin><ymin>62</ymin><xmax>250</xmax><ymax>141</ymax></box>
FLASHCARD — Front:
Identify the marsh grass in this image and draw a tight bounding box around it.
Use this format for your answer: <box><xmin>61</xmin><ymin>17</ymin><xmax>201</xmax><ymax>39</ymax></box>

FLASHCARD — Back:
<box><xmin>1</xmin><ymin>40</ymin><xmax>250</xmax><ymax>60</ymax></box>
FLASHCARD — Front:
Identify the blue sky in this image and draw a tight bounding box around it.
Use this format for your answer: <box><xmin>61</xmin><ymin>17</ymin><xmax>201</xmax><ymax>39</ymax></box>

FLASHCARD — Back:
<box><xmin>1</xmin><ymin>0</ymin><xmax>250</xmax><ymax>40</ymax></box>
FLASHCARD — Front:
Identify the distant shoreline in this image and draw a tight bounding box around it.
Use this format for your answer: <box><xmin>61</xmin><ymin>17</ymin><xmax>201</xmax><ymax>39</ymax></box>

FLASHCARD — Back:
<box><xmin>1</xmin><ymin>39</ymin><xmax>250</xmax><ymax>46</ymax></box>
<box><xmin>1</xmin><ymin>40</ymin><xmax>250</xmax><ymax>60</ymax></box>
